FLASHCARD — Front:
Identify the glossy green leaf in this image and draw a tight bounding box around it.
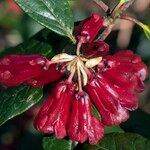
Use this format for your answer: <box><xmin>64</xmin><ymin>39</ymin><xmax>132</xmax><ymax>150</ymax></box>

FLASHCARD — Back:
<box><xmin>82</xmin><ymin>133</ymin><xmax>150</xmax><ymax>150</ymax></box>
<box><xmin>43</xmin><ymin>135</ymin><xmax>77</xmax><ymax>150</ymax></box>
<box><xmin>15</xmin><ymin>0</ymin><xmax>76</xmax><ymax>43</ymax></box>
<box><xmin>0</xmin><ymin>85</ymin><xmax>43</xmax><ymax>126</ymax></box>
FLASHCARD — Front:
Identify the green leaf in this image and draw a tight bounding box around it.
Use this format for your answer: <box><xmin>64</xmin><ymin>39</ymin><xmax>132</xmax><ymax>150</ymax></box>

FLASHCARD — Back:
<box><xmin>0</xmin><ymin>85</ymin><xmax>43</xmax><ymax>126</ymax></box>
<box><xmin>43</xmin><ymin>135</ymin><xmax>77</xmax><ymax>150</ymax></box>
<box><xmin>105</xmin><ymin>126</ymin><xmax>124</xmax><ymax>134</ymax></box>
<box><xmin>141</xmin><ymin>24</ymin><xmax>150</xmax><ymax>40</ymax></box>
<box><xmin>82</xmin><ymin>133</ymin><xmax>150</xmax><ymax>150</ymax></box>
<box><xmin>15</xmin><ymin>0</ymin><xmax>76</xmax><ymax>43</ymax></box>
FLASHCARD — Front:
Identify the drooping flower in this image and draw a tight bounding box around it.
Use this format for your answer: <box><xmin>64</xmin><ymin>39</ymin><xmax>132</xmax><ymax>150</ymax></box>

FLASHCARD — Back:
<box><xmin>0</xmin><ymin>54</ymin><xmax>65</xmax><ymax>86</ymax></box>
<box><xmin>86</xmin><ymin>74</ymin><xmax>130</xmax><ymax>125</ymax></box>
<box><xmin>86</xmin><ymin>50</ymin><xmax>148</xmax><ymax>125</ymax></box>
<box><xmin>68</xmin><ymin>91</ymin><xmax>104</xmax><ymax>144</ymax></box>
<box><xmin>34</xmin><ymin>81</ymin><xmax>75</xmax><ymax>139</ymax></box>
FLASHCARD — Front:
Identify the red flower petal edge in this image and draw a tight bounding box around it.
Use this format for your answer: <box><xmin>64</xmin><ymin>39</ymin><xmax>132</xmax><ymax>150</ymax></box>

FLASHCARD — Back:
<box><xmin>68</xmin><ymin>91</ymin><xmax>104</xmax><ymax>144</ymax></box>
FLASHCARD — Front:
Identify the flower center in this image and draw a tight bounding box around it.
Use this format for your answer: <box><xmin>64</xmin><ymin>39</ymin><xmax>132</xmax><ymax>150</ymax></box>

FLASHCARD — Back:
<box><xmin>46</xmin><ymin>42</ymin><xmax>102</xmax><ymax>92</ymax></box>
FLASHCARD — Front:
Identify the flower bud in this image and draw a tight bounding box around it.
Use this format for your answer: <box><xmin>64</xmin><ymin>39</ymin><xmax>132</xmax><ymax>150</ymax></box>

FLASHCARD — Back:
<box><xmin>74</xmin><ymin>14</ymin><xmax>104</xmax><ymax>43</ymax></box>
<box><xmin>34</xmin><ymin>81</ymin><xmax>75</xmax><ymax>139</ymax></box>
<box><xmin>68</xmin><ymin>91</ymin><xmax>104</xmax><ymax>144</ymax></box>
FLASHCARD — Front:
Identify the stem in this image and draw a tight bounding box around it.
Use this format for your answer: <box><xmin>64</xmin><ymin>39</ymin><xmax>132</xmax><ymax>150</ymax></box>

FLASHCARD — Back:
<box><xmin>43</xmin><ymin>59</ymin><xmax>70</xmax><ymax>70</ymax></box>
<box><xmin>68</xmin><ymin>34</ymin><xmax>77</xmax><ymax>44</ymax></box>
<box><xmin>77</xmin><ymin>63</ymin><xmax>83</xmax><ymax>92</ymax></box>
<box><xmin>98</xmin><ymin>23</ymin><xmax>114</xmax><ymax>41</ymax></box>
<box><xmin>111</xmin><ymin>0</ymin><xmax>135</xmax><ymax>18</ymax></box>
<box><xmin>76</xmin><ymin>42</ymin><xmax>82</xmax><ymax>56</ymax></box>
<box><xmin>82</xmin><ymin>65</ymin><xmax>92</xmax><ymax>79</ymax></box>
<box><xmin>120</xmin><ymin>15</ymin><xmax>144</xmax><ymax>27</ymax></box>
<box><xmin>92</xmin><ymin>0</ymin><xmax>109</xmax><ymax>12</ymax></box>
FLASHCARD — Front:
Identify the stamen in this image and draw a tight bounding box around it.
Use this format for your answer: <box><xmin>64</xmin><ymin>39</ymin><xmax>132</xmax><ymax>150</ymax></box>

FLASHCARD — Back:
<box><xmin>78</xmin><ymin>61</ymin><xmax>88</xmax><ymax>86</ymax></box>
<box><xmin>76</xmin><ymin>42</ymin><xmax>82</xmax><ymax>56</ymax></box>
<box><xmin>67</xmin><ymin>67</ymin><xmax>76</xmax><ymax>83</ymax></box>
<box><xmin>51</xmin><ymin>53</ymin><xmax>76</xmax><ymax>61</ymax></box>
<box><xmin>82</xmin><ymin>65</ymin><xmax>93</xmax><ymax>79</ymax></box>
<box><xmin>77</xmin><ymin>61</ymin><xmax>83</xmax><ymax>92</ymax></box>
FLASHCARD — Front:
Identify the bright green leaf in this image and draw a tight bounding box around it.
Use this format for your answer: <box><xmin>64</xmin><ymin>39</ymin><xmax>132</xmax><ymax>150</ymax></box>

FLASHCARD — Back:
<box><xmin>0</xmin><ymin>85</ymin><xmax>43</xmax><ymax>126</ymax></box>
<box><xmin>43</xmin><ymin>135</ymin><xmax>77</xmax><ymax>150</ymax></box>
<box><xmin>119</xmin><ymin>0</ymin><xmax>130</xmax><ymax>4</ymax></box>
<box><xmin>15</xmin><ymin>0</ymin><xmax>76</xmax><ymax>43</ymax></box>
<box><xmin>82</xmin><ymin>133</ymin><xmax>150</xmax><ymax>150</ymax></box>
<box><xmin>140</xmin><ymin>24</ymin><xmax>150</xmax><ymax>40</ymax></box>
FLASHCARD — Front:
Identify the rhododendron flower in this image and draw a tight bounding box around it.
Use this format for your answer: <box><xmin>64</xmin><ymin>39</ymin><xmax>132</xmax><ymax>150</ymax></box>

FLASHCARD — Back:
<box><xmin>68</xmin><ymin>91</ymin><xmax>104</xmax><ymax>144</ymax></box>
<box><xmin>0</xmin><ymin>13</ymin><xmax>148</xmax><ymax>144</ymax></box>
<box><xmin>86</xmin><ymin>74</ymin><xmax>130</xmax><ymax>125</ymax></box>
<box><xmin>34</xmin><ymin>81</ymin><xmax>75</xmax><ymax>139</ymax></box>
<box><xmin>86</xmin><ymin>50</ymin><xmax>147</xmax><ymax>125</ymax></box>
<box><xmin>0</xmin><ymin>54</ymin><xmax>65</xmax><ymax>87</ymax></box>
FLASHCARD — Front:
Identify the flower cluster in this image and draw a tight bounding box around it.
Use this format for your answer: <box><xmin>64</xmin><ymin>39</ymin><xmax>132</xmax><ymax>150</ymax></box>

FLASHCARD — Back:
<box><xmin>0</xmin><ymin>14</ymin><xmax>148</xmax><ymax>144</ymax></box>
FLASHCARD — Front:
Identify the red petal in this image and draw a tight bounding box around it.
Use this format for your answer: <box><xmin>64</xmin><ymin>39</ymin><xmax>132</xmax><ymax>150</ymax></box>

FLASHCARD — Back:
<box><xmin>34</xmin><ymin>81</ymin><xmax>75</xmax><ymax>139</ymax></box>
<box><xmin>68</xmin><ymin>91</ymin><xmax>104</xmax><ymax>144</ymax></box>
<box><xmin>0</xmin><ymin>55</ymin><xmax>47</xmax><ymax>86</ymax></box>
<box><xmin>26</xmin><ymin>64</ymin><xmax>66</xmax><ymax>86</ymax></box>
<box><xmin>86</xmin><ymin>76</ymin><xmax>129</xmax><ymax>126</ymax></box>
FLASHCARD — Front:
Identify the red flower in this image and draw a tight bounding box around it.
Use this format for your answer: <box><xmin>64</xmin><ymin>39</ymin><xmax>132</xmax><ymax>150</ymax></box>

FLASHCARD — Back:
<box><xmin>34</xmin><ymin>81</ymin><xmax>75</xmax><ymax>139</ymax></box>
<box><xmin>74</xmin><ymin>14</ymin><xmax>104</xmax><ymax>43</ymax></box>
<box><xmin>0</xmin><ymin>54</ymin><xmax>65</xmax><ymax>86</ymax></box>
<box><xmin>0</xmin><ymin>13</ymin><xmax>148</xmax><ymax>145</ymax></box>
<box><xmin>86</xmin><ymin>50</ymin><xmax>148</xmax><ymax>125</ymax></box>
<box><xmin>86</xmin><ymin>74</ymin><xmax>130</xmax><ymax>125</ymax></box>
<box><xmin>68</xmin><ymin>91</ymin><xmax>104</xmax><ymax>144</ymax></box>
<box><xmin>97</xmin><ymin>50</ymin><xmax>147</xmax><ymax>93</ymax></box>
